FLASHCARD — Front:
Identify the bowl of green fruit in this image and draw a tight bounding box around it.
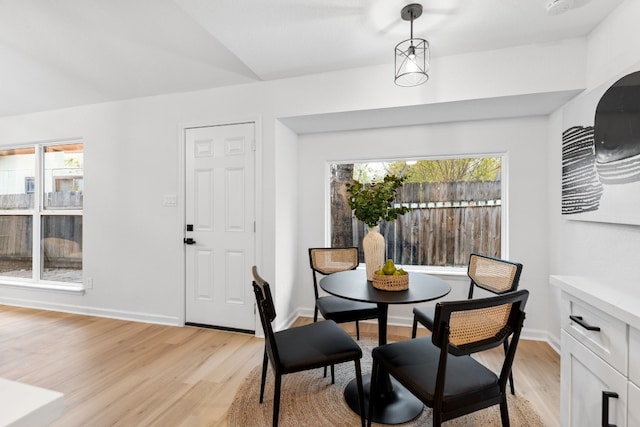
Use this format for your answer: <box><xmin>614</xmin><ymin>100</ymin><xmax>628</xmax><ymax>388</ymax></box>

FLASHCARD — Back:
<box><xmin>372</xmin><ymin>259</ymin><xmax>409</xmax><ymax>291</ymax></box>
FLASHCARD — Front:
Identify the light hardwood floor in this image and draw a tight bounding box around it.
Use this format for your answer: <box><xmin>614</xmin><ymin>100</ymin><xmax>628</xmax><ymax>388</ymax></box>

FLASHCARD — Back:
<box><xmin>0</xmin><ymin>306</ymin><xmax>559</xmax><ymax>426</ymax></box>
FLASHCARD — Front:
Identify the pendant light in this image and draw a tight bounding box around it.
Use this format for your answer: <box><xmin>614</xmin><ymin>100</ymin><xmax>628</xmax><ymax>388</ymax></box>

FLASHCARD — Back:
<box><xmin>394</xmin><ymin>3</ymin><xmax>429</xmax><ymax>87</ymax></box>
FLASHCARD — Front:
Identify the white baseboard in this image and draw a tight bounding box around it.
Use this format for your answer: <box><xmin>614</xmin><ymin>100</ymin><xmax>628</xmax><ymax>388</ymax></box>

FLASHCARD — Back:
<box><xmin>0</xmin><ymin>297</ymin><xmax>181</xmax><ymax>326</ymax></box>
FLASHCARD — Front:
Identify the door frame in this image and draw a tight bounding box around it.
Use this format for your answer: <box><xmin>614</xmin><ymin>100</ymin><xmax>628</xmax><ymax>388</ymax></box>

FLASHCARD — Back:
<box><xmin>177</xmin><ymin>116</ymin><xmax>262</xmax><ymax>334</ymax></box>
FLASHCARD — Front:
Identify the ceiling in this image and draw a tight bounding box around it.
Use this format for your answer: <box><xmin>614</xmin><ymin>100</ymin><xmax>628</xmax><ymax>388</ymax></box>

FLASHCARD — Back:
<box><xmin>0</xmin><ymin>0</ymin><xmax>625</xmax><ymax>118</ymax></box>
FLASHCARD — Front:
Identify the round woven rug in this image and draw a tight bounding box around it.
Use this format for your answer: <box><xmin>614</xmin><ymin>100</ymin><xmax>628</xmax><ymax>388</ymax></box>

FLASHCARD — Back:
<box><xmin>228</xmin><ymin>339</ymin><xmax>545</xmax><ymax>426</ymax></box>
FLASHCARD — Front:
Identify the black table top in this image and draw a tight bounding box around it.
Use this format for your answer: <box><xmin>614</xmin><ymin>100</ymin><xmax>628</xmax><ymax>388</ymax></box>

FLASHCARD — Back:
<box><xmin>319</xmin><ymin>269</ymin><xmax>451</xmax><ymax>305</ymax></box>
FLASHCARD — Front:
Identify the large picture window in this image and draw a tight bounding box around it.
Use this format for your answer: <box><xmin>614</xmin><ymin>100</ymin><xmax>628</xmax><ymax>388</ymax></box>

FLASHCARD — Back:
<box><xmin>330</xmin><ymin>156</ymin><xmax>503</xmax><ymax>270</ymax></box>
<box><xmin>0</xmin><ymin>142</ymin><xmax>83</xmax><ymax>286</ymax></box>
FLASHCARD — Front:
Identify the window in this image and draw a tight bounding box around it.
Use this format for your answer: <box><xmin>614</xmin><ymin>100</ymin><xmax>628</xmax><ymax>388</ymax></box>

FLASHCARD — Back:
<box><xmin>330</xmin><ymin>156</ymin><xmax>503</xmax><ymax>269</ymax></box>
<box><xmin>0</xmin><ymin>142</ymin><xmax>83</xmax><ymax>286</ymax></box>
<box><xmin>25</xmin><ymin>177</ymin><xmax>35</xmax><ymax>194</ymax></box>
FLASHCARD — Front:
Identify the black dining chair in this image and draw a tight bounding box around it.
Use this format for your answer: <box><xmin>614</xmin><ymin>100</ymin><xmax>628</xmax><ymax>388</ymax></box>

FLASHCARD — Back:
<box><xmin>411</xmin><ymin>253</ymin><xmax>523</xmax><ymax>394</ymax></box>
<box><xmin>251</xmin><ymin>266</ymin><xmax>366</xmax><ymax>427</ymax></box>
<box><xmin>368</xmin><ymin>289</ymin><xmax>529</xmax><ymax>427</ymax></box>
<box><xmin>309</xmin><ymin>247</ymin><xmax>378</xmax><ymax>340</ymax></box>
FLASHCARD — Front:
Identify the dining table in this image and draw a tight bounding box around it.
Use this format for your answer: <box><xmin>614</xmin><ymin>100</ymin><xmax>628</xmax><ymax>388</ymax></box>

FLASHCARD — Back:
<box><xmin>320</xmin><ymin>269</ymin><xmax>451</xmax><ymax>425</ymax></box>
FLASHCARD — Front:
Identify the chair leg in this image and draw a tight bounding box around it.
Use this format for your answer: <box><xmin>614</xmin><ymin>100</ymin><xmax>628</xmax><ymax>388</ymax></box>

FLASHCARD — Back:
<box><xmin>356</xmin><ymin>320</ymin><xmax>360</xmax><ymax>340</ymax></box>
<box><xmin>433</xmin><ymin>409</ymin><xmax>442</xmax><ymax>427</ymax></box>
<box><xmin>273</xmin><ymin>374</ymin><xmax>282</xmax><ymax>427</ymax></box>
<box><xmin>504</xmin><ymin>340</ymin><xmax>515</xmax><ymax>395</ymax></box>
<box><xmin>259</xmin><ymin>351</ymin><xmax>268</xmax><ymax>403</ymax></box>
<box><xmin>500</xmin><ymin>395</ymin><xmax>510</xmax><ymax>427</ymax></box>
<box><xmin>355</xmin><ymin>359</ymin><xmax>365</xmax><ymax>427</ymax></box>
<box><xmin>411</xmin><ymin>316</ymin><xmax>418</xmax><ymax>339</ymax></box>
<box><xmin>313</xmin><ymin>306</ymin><xmax>318</xmax><ymax>323</ymax></box>
<box><xmin>323</xmin><ymin>364</ymin><xmax>335</xmax><ymax>381</ymax></box>
<box><xmin>367</xmin><ymin>359</ymin><xmax>379</xmax><ymax>427</ymax></box>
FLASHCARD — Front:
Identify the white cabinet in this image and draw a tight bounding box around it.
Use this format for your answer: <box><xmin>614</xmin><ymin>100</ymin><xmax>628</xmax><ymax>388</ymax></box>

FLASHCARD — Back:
<box><xmin>629</xmin><ymin>381</ymin><xmax>640</xmax><ymax>427</ymax></box>
<box><xmin>561</xmin><ymin>331</ymin><xmax>626</xmax><ymax>426</ymax></box>
<box><xmin>552</xmin><ymin>276</ymin><xmax>640</xmax><ymax>427</ymax></box>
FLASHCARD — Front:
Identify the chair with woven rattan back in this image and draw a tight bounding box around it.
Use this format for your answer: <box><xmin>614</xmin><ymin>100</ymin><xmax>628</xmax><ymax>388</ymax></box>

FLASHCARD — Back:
<box><xmin>411</xmin><ymin>253</ymin><xmax>523</xmax><ymax>394</ymax></box>
<box><xmin>251</xmin><ymin>266</ymin><xmax>365</xmax><ymax>427</ymax></box>
<box><xmin>309</xmin><ymin>247</ymin><xmax>378</xmax><ymax>340</ymax></box>
<box><xmin>368</xmin><ymin>289</ymin><xmax>529</xmax><ymax>427</ymax></box>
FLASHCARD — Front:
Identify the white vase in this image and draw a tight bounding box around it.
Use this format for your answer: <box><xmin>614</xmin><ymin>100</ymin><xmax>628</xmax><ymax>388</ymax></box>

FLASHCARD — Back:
<box><xmin>363</xmin><ymin>225</ymin><xmax>385</xmax><ymax>281</ymax></box>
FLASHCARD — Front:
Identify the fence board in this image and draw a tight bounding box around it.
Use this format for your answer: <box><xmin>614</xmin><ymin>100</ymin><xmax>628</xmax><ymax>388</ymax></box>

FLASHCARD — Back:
<box><xmin>0</xmin><ymin>192</ymin><xmax>82</xmax><ymax>261</ymax></box>
<box><xmin>348</xmin><ymin>181</ymin><xmax>501</xmax><ymax>267</ymax></box>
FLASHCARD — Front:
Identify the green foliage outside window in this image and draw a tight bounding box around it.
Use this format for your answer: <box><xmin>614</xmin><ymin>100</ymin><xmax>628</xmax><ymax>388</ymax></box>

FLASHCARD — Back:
<box><xmin>346</xmin><ymin>174</ymin><xmax>411</xmax><ymax>227</ymax></box>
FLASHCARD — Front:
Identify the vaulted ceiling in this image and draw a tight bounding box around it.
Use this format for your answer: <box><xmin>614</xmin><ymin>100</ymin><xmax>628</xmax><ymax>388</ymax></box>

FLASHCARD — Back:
<box><xmin>0</xmin><ymin>0</ymin><xmax>625</xmax><ymax>117</ymax></box>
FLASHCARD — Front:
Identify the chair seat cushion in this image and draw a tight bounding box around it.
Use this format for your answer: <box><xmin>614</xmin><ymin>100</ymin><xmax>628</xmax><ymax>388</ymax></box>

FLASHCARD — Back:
<box><xmin>274</xmin><ymin>320</ymin><xmax>362</xmax><ymax>373</ymax></box>
<box><xmin>372</xmin><ymin>337</ymin><xmax>500</xmax><ymax>413</ymax></box>
<box><xmin>317</xmin><ymin>295</ymin><xmax>378</xmax><ymax>323</ymax></box>
<box><xmin>413</xmin><ymin>306</ymin><xmax>435</xmax><ymax>331</ymax></box>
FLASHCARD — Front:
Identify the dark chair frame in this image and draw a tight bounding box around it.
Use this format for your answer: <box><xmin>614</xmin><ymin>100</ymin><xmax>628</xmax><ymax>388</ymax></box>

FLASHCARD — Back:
<box><xmin>411</xmin><ymin>253</ymin><xmax>523</xmax><ymax>394</ymax></box>
<box><xmin>309</xmin><ymin>247</ymin><xmax>378</xmax><ymax>340</ymax></box>
<box><xmin>252</xmin><ymin>266</ymin><xmax>366</xmax><ymax>427</ymax></box>
<box><xmin>368</xmin><ymin>290</ymin><xmax>529</xmax><ymax>427</ymax></box>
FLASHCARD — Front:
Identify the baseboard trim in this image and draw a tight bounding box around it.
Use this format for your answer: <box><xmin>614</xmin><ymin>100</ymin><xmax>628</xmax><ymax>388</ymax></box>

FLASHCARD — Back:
<box><xmin>0</xmin><ymin>297</ymin><xmax>181</xmax><ymax>326</ymax></box>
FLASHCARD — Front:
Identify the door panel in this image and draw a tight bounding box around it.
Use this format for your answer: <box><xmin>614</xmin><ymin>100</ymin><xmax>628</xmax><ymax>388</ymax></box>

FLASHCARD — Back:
<box><xmin>185</xmin><ymin>123</ymin><xmax>255</xmax><ymax>331</ymax></box>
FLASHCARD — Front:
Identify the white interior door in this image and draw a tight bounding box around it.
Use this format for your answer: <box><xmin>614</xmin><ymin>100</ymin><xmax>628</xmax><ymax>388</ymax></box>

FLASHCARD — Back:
<box><xmin>184</xmin><ymin>123</ymin><xmax>255</xmax><ymax>331</ymax></box>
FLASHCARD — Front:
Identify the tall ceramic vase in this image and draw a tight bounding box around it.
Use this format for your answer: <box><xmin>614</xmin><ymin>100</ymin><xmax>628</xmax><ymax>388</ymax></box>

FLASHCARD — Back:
<box><xmin>363</xmin><ymin>225</ymin><xmax>385</xmax><ymax>281</ymax></box>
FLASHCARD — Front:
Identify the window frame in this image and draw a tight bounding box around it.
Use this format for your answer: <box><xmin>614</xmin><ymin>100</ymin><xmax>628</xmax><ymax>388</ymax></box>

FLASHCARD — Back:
<box><xmin>0</xmin><ymin>140</ymin><xmax>84</xmax><ymax>293</ymax></box>
<box><xmin>326</xmin><ymin>153</ymin><xmax>508</xmax><ymax>275</ymax></box>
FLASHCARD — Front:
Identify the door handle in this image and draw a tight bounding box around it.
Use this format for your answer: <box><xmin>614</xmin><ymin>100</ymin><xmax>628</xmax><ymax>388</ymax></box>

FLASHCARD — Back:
<box><xmin>183</xmin><ymin>238</ymin><xmax>196</xmax><ymax>245</ymax></box>
<box><xmin>569</xmin><ymin>315</ymin><xmax>601</xmax><ymax>331</ymax></box>
<box><xmin>602</xmin><ymin>391</ymin><xmax>618</xmax><ymax>427</ymax></box>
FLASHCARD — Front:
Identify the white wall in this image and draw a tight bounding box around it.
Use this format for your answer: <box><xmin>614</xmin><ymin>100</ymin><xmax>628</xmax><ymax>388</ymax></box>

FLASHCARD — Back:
<box><xmin>0</xmin><ymin>30</ymin><xmax>590</xmax><ymax>337</ymax></box>
<box><xmin>547</xmin><ymin>0</ymin><xmax>640</xmax><ymax>346</ymax></box>
<box><xmin>296</xmin><ymin>117</ymin><xmax>551</xmax><ymax>339</ymax></box>
<box><xmin>273</xmin><ymin>120</ymin><xmax>299</xmax><ymax>330</ymax></box>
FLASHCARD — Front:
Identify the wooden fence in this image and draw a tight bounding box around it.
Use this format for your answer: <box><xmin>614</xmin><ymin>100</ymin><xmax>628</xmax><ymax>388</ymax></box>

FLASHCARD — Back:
<box><xmin>334</xmin><ymin>181</ymin><xmax>501</xmax><ymax>267</ymax></box>
<box><xmin>0</xmin><ymin>193</ymin><xmax>82</xmax><ymax>264</ymax></box>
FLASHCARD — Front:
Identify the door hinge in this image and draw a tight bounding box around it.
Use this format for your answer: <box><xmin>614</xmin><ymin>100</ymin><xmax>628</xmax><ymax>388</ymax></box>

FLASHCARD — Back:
<box><xmin>253</xmin><ymin>221</ymin><xmax>256</xmax><ymax>233</ymax></box>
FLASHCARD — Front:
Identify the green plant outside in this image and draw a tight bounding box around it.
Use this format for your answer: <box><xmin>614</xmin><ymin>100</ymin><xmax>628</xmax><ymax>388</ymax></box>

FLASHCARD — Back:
<box><xmin>346</xmin><ymin>174</ymin><xmax>411</xmax><ymax>227</ymax></box>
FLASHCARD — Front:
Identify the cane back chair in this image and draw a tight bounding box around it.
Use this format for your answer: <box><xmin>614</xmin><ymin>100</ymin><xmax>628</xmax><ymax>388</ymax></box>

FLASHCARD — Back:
<box><xmin>251</xmin><ymin>266</ymin><xmax>365</xmax><ymax>427</ymax></box>
<box><xmin>368</xmin><ymin>290</ymin><xmax>529</xmax><ymax>427</ymax></box>
<box><xmin>309</xmin><ymin>247</ymin><xmax>378</xmax><ymax>340</ymax></box>
<box><xmin>411</xmin><ymin>253</ymin><xmax>523</xmax><ymax>394</ymax></box>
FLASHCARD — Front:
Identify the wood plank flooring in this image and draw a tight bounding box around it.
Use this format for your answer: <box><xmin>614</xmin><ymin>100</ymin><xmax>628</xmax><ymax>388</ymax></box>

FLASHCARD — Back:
<box><xmin>0</xmin><ymin>306</ymin><xmax>559</xmax><ymax>426</ymax></box>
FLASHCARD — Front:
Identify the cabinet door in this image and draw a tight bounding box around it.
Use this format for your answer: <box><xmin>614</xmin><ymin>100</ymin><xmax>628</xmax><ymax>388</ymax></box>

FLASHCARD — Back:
<box><xmin>561</xmin><ymin>331</ymin><xmax>627</xmax><ymax>427</ymax></box>
<box><xmin>629</xmin><ymin>382</ymin><xmax>640</xmax><ymax>427</ymax></box>
<box><xmin>630</xmin><ymin>327</ymin><xmax>640</xmax><ymax>385</ymax></box>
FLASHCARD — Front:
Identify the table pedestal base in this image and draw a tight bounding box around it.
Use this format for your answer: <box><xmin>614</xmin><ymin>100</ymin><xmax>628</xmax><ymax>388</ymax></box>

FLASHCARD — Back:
<box><xmin>344</xmin><ymin>374</ymin><xmax>423</xmax><ymax>425</ymax></box>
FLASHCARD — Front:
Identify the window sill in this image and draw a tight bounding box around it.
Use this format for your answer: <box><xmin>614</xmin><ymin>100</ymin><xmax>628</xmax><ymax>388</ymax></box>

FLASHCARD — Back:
<box><xmin>357</xmin><ymin>265</ymin><xmax>467</xmax><ymax>278</ymax></box>
<box><xmin>0</xmin><ymin>278</ymin><xmax>85</xmax><ymax>295</ymax></box>
<box><xmin>405</xmin><ymin>265</ymin><xmax>467</xmax><ymax>278</ymax></box>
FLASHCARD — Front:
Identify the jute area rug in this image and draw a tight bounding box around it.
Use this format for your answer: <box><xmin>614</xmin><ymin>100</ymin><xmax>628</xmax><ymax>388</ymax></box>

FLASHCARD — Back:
<box><xmin>228</xmin><ymin>340</ymin><xmax>545</xmax><ymax>426</ymax></box>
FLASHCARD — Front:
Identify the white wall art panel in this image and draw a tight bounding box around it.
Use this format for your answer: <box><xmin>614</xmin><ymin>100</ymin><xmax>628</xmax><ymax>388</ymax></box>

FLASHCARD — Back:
<box><xmin>561</xmin><ymin>69</ymin><xmax>640</xmax><ymax>225</ymax></box>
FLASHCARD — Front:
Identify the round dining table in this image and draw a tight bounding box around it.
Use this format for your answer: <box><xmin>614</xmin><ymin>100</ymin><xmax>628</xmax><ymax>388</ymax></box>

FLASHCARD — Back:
<box><xmin>320</xmin><ymin>269</ymin><xmax>451</xmax><ymax>425</ymax></box>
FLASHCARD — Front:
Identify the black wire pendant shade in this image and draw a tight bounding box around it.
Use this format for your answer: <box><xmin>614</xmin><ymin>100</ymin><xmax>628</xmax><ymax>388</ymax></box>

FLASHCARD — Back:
<box><xmin>394</xmin><ymin>3</ymin><xmax>430</xmax><ymax>87</ymax></box>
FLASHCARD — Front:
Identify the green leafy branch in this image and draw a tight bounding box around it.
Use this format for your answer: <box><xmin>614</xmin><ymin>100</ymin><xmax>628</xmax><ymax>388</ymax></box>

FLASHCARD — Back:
<box><xmin>346</xmin><ymin>174</ymin><xmax>411</xmax><ymax>227</ymax></box>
